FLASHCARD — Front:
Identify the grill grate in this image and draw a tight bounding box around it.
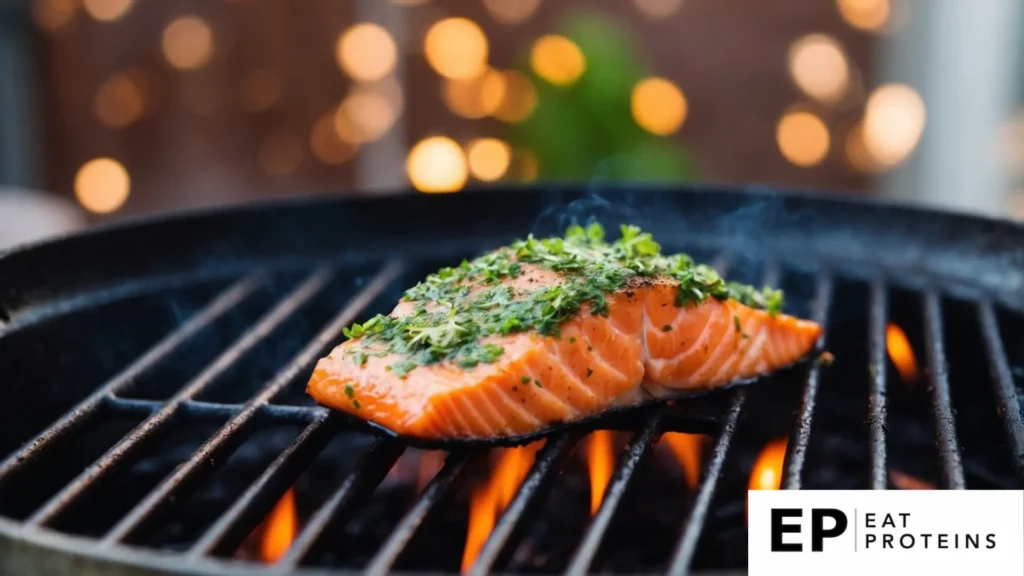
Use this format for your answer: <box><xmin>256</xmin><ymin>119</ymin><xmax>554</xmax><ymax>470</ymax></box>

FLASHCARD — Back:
<box><xmin>3</xmin><ymin>218</ymin><xmax>1024</xmax><ymax>574</ymax></box>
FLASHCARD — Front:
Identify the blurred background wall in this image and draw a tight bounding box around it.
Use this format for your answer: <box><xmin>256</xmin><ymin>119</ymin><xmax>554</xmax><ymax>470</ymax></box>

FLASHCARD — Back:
<box><xmin>0</xmin><ymin>0</ymin><xmax>1021</xmax><ymax>239</ymax></box>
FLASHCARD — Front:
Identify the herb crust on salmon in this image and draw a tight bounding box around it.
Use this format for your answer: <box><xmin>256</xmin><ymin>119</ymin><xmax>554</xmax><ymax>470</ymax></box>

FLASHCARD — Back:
<box><xmin>307</xmin><ymin>224</ymin><xmax>822</xmax><ymax>442</ymax></box>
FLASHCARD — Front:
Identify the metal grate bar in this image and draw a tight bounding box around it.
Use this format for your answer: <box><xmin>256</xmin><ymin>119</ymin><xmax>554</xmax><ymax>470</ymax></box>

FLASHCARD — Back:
<box><xmin>0</xmin><ymin>275</ymin><xmax>261</xmax><ymax>482</ymax></box>
<box><xmin>466</xmin><ymin>433</ymin><xmax>580</xmax><ymax>576</ymax></box>
<box><xmin>276</xmin><ymin>440</ymin><xmax>406</xmax><ymax>568</ymax></box>
<box><xmin>364</xmin><ymin>451</ymin><xmax>473</xmax><ymax>576</ymax></box>
<box><xmin>977</xmin><ymin>302</ymin><xmax>1024</xmax><ymax>486</ymax></box>
<box><xmin>780</xmin><ymin>272</ymin><xmax>833</xmax><ymax>490</ymax></box>
<box><xmin>565</xmin><ymin>411</ymin><xmax>664</xmax><ymax>576</ymax></box>
<box><xmin>99</xmin><ymin>261</ymin><xmax>405</xmax><ymax>545</ymax></box>
<box><xmin>26</xmin><ymin>268</ymin><xmax>334</xmax><ymax>527</ymax></box>
<box><xmin>866</xmin><ymin>280</ymin><xmax>889</xmax><ymax>489</ymax></box>
<box><xmin>922</xmin><ymin>293</ymin><xmax>966</xmax><ymax>489</ymax></box>
<box><xmin>106</xmin><ymin>397</ymin><xmax>328</xmax><ymax>423</ymax></box>
<box><xmin>667</xmin><ymin>390</ymin><xmax>746</xmax><ymax>574</ymax></box>
<box><xmin>187</xmin><ymin>414</ymin><xmax>338</xmax><ymax>558</ymax></box>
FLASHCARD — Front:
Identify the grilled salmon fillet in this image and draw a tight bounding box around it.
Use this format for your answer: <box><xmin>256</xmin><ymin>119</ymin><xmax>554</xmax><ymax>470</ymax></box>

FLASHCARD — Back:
<box><xmin>307</xmin><ymin>224</ymin><xmax>822</xmax><ymax>442</ymax></box>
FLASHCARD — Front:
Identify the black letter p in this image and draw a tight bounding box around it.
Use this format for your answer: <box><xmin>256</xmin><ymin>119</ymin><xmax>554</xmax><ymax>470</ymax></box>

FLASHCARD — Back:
<box><xmin>811</xmin><ymin>509</ymin><xmax>848</xmax><ymax>552</ymax></box>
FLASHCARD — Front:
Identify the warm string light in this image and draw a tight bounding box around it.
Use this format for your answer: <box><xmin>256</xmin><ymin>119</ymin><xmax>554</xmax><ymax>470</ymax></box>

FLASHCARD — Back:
<box><xmin>776</xmin><ymin>110</ymin><xmax>830</xmax><ymax>167</ymax></box>
<box><xmin>466</xmin><ymin>138</ymin><xmax>511</xmax><ymax>182</ymax></box>
<box><xmin>863</xmin><ymin>83</ymin><xmax>926</xmax><ymax>168</ymax></box>
<box><xmin>483</xmin><ymin>0</ymin><xmax>541</xmax><ymax>24</ymax></box>
<box><xmin>442</xmin><ymin>68</ymin><xmax>506</xmax><ymax>119</ymax></box>
<box><xmin>788</xmin><ymin>34</ymin><xmax>850</xmax><ymax>103</ymax></box>
<box><xmin>631</xmin><ymin>77</ymin><xmax>688</xmax><ymax>136</ymax></box>
<box><xmin>530</xmin><ymin>35</ymin><xmax>586</xmax><ymax>87</ymax></box>
<box><xmin>75</xmin><ymin>158</ymin><xmax>131</xmax><ymax>214</ymax></box>
<box><xmin>162</xmin><ymin>15</ymin><xmax>214</xmax><ymax>70</ymax></box>
<box><xmin>336</xmin><ymin>23</ymin><xmax>398</xmax><ymax>82</ymax></box>
<box><xmin>836</xmin><ymin>0</ymin><xmax>890</xmax><ymax>32</ymax></box>
<box><xmin>424</xmin><ymin>18</ymin><xmax>488</xmax><ymax>80</ymax></box>
<box><xmin>32</xmin><ymin>0</ymin><xmax>77</xmax><ymax>33</ymax></box>
<box><xmin>634</xmin><ymin>0</ymin><xmax>686</xmax><ymax>19</ymax></box>
<box><xmin>407</xmin><ymin>136</ymin><xmax>468</xmax><ymax>193</ymax></box>
<box><xmin>94</xmin><ymin>70</ymin><xmax>147</xmax><ymax>128</ymax></box>
<box><xmin>494</xmin><ymin>70</ymin><xmax>537</xmax><ymax>123</ymax></box>
<box><xmin>333</xmin><ymin>77</ymin><xmax>404</xmax><ymax>145</ymax></box>
<box><xmin>310</xmin><ymin>114</ymin><xmax>358</xmax><ymax>166</ymax></box>
<box><xmin>83</xmin><ymin>0</ymin><xmax>133</xmax><ymax>22</ymax></box>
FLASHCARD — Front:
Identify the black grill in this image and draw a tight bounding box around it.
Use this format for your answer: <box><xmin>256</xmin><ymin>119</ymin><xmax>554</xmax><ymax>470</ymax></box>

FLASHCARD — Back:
<box><xmin>1</xmin><ymin>185</ymin><xmax>1023</xmax><ymax>575</ymax></box>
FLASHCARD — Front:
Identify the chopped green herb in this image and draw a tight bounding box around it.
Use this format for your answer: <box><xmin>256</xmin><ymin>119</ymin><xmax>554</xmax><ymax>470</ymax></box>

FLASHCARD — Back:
<box><xmin>338</xmin><ymin>223</ymin><xmax>784</xmax><ymax>375</ymax></box>
<box><xmin>521</xmin><ymin>376</ymin><xmax>531</xmax><ymax>384</ymax></box>
<box><xmin>535</xmin><ymin>379</ymin><xmax>543</xmax><ymax>388</ymax></box>
<box><xmin>663</xmin><ymin>324</ymin><xmax>672</xmax><ymax>332</ymax></box>
<box><xmin>344</xmin><ymin>384</ymin><xmax>354</xmax><ymax>398</ymax></box>
<box><xmin>569</xmin><ymin>337</ymin><xmax>576</xmax><ymax>344</ymax></box>
<box><xmin>733</xmin><ymin>315</ymin><xmax>742</xmax><ymax>334</ymax></box>
<box><xmin>352</xmin><ymin>399</ymin><xmax>361</xmax><ymax>409</ymax></box>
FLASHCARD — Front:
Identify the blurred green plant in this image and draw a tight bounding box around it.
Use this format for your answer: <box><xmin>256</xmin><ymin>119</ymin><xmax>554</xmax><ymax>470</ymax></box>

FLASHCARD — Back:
<box><xmin>508</xmin><ymin>8</ymin><xmax>697</xmax><ymax>183</ymax></box>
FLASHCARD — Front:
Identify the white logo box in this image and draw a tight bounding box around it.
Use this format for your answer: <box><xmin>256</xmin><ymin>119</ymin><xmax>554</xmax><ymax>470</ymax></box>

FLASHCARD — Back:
<box><xmin>748</xmin><ymin>490</ymin><xmax>1024</xmax><ymax>576</ymax></box>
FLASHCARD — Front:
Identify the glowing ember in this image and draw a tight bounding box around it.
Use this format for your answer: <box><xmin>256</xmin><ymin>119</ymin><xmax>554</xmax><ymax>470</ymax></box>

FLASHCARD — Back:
<box><xmin>586</xmin><ymin>430</ymin><xmax>615</xmax><ymax>514</ymax></box>
<box><xmin>260</xmin><ymin>488</ymin><xmax>297</xmax><ymax>563</ymax></box>
<box><xmin>886</xmin><ymin>322</ymin><xmax>920</xmax><ymax>383</ymax></box>
<box><xmin>659</xmin><ymin>432</ymin><xmax>703</xmax><ymax>489</ymax></box>
<box><xmin>462</xmin><ymin>442</ymin><xmax>541</xmax><ymax>573</ymax></box>
<box><xmin>889</xmin><ymin>470</ymin><xmax>936</xmax><ymax>490</ymax></box>
<box><xmin>749</xmin><ymin>438</ymin><xmax>788</xmax><ymax>492</ymax></box>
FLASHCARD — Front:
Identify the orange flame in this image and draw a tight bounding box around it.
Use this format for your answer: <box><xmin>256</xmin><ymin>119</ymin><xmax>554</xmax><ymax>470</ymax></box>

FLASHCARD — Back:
<box><xmin>749</xmin><ymin>439</ymin><xmax>788</xmax><ymax>491</ymax></box>
<box><xmin>659</xmin><ymin>432</ymin><xmax>703</xmax><ymax>489</ymax></box>
<box><xmin>747</xmin><ymin>438</ymin><xmax>787</xmax><ymax>522</ymax></box>
<box><xmin>585</xmin><ymin>430</ymin><xmax>615</xmax><ymax>515</ymax></box>
<box><xmin>260</xmin><ymin>488</ymin><xmax>297</xmax><ymax>563</ymax></box>
<box><xmin>461</xmin><ymin>442</ymin><xmax>541</xmax><ymax>573</ymax></box>
<box><xmin>886</xmin><ymin>323</ymin><xmax>919</xmax><ymax>384</ymax></box>
<box><xmin>889</xmin><ymin>469</ymin><xmax>936</xmax><ymax>490</ymax></box>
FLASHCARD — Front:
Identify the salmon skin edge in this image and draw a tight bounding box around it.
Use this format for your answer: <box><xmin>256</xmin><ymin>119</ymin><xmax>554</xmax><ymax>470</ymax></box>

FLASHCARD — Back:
<box><xmin>316</xmin><ymin>346</ymin><xmax>825</xmax><ymax>451</ymax></box>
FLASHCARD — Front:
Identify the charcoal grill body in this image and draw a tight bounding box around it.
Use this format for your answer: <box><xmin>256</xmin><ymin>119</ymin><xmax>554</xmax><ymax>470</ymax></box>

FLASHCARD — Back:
<box><xmin>1</xmin><ymin>184</ymin><xmax>1023</xmax><ymax>575</ymax></box>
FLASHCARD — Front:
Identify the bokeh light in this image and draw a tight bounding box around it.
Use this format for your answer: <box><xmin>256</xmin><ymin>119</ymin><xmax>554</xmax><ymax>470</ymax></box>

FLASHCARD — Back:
<box><xmin>406</xmin><ymin>136</ymin><xmax>467</xmax><ymax>193</ymax></box>
<box><xmin>788</xmin><ymin>34</ymin><xmax>849</xmax><ymax>103</ymax></box>
<box><xmin>258</xmin><ymin>130</ymin><xmax>303</xmax><ymax>176</ymax></box>
<box><xmin>483</xmin><ymin>0</ymin><xmax>541</xmax><ymax>25</ymax></box>
<box><xmin>162</xmin><ymin>15</ymin><xmax>214</xmax><ymax>70</ymax></box>
<box><xmin>333</xmin><ymin>78</ymin><xmax>404</xmax><ymax>144</ymax></box>
<box><xmin>514</xmin><ymin>148</ymin><xmax>539</xmax><ymax>181</ymax></box>
<box><xmin>844</xmin><ymin>121</ymin><xmax>882</xmax><ymax>173</ymax></box>
<box><xmin>239</xmin><ymin>69</ymin><xmax>281</xmax><ymax>113</ymax></box>
<box><xmin>634</xmin><ymin>0</ymin><xmax>686</xmax><ymax>19</ymax></box>
<box><xmin>494</xmin><ymin>70</ymin><xmax>537</xmax><ymax>123</ymax></box>
<box><xmin>776</xmin><ymin>110</ymin><xmax>830</xmax><ymax>167</ymax></box>
<box><xmin>863</xmin><ymin>83</ymin><xmax>926</xmax><ymax>167</ymax></box>
<box><xmin>836</xmin><ymin>0</ymin><xmax>890</xmax><ymax>32</ymax></box>
<box><xmin>443</xmin><ymin>68</ymin><xmax>506</xmax><ymax>119</ymax></box>
<box><xmin>83</xmin><ymin>0</ymin><xmax>133</xmax><ymax>22</ymax></box>
<box><xmin>466</xmin><ymin>138</ymin><xmax>511</xmax><ymax>182</ymax></box>
<box><xmin>310</xmin><ymin>114</ymin><xmax>358</xmax><ymax>165</ymax></box>
<box><xmin>94</xmin><ymin>69</ymin><xmax>147</xmax><ymax>128</ymax></box>
<box><xmin>336</xmin><ymin>23</ymin><xmax>398</xmax><ymax>83</ymax></box>
<box><xmin>631</xmin><ymin>77</ymin><xmax>688</xmax><ymax>136</ymax></box>
<box><xmin>530</xmin><ymin>35</ymin><xmax>586</xmax><ymax>87</ymax></box>
<box><xmin>424</xmin><ymin>18</ymin><xmax>488</xmax><ymax>80</ymax></box>
<box><xmin>74</xmin><ymin>158</ymin><xmax>130</xmax><ymax>214</ymax></box>
<box><xmin>32</xmin><ymin>0</ymin><xmax>77</xmax><ymax>33</ymax></box>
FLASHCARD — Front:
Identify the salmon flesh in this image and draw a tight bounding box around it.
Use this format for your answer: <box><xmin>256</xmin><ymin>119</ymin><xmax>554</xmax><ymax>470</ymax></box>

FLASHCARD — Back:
<box><xmin>307</xmin><ymin>224</ymin><xmax>823</xmax><ymax>443</ymax></box>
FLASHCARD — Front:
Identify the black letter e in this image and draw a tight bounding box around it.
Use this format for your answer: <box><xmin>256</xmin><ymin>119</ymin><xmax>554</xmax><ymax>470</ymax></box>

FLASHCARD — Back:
<box><xmin>771</xmin><ymin>508</ymin><xmax>803</xmax><ymax>552</ymax></box>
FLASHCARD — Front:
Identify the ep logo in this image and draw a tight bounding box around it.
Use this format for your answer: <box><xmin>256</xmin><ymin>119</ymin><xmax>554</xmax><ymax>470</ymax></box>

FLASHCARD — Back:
<box><xmin>771</xmin><ymin>508</ymin><xmax>848</xmax><ymax>552</ymax></box>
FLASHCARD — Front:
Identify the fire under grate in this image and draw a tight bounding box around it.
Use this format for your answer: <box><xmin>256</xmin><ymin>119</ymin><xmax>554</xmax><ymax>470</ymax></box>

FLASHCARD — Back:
<box><xmin>1</xmin><ymin>188</ymin><xmax>1023</xmax><ymax>575</ymax></box>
